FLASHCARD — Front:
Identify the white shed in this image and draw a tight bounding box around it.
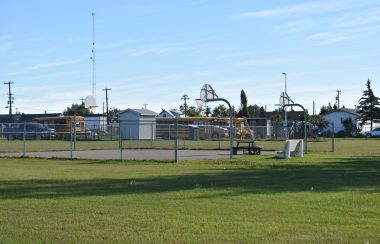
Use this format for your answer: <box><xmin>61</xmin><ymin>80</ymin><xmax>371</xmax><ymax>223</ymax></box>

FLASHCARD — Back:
<box><xmin>322</xmin><ymin>108</ymin><xmax>358</xmax><ymax>134</ymax></box>
<box><xmin>119</xmin><ymin>109</ymin><xmax>157</xmax><ymax>140</ymax></box>
<box><xmin>84</xmin><ymin>114</ymin><xmax>107</xmax><ymax>132</ymax></box>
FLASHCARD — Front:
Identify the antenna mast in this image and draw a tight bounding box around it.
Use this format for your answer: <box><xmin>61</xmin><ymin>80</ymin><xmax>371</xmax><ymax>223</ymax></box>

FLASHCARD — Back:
<box><xmin>91</xmin><ymin>12</ymin><xmax>96</xmax><ymax>100</ymax></box>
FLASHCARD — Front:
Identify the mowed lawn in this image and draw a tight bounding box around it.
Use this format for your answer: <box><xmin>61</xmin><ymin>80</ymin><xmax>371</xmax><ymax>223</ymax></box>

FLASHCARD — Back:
<box><xmin>0</xmin><ymin>139</ymin><xmax>379</xmax><ymax>242</ymax></box>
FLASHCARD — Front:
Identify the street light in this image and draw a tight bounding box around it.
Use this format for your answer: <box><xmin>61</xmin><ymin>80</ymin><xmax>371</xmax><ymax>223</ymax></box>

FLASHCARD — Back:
<box><xmin>282</xmin><ymin>72</ymin><xmax>287</xmax><ymax>93</ymax></box>
<box><xmin>282</xmin><ymin>72</ymin><xmax>288</xmax><ymax>139</ymax></box>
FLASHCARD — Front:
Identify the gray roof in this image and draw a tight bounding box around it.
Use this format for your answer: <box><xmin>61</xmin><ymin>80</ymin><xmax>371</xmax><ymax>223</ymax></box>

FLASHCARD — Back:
<box><xmin>119</xmin><ymin>108</ymin><xmax>158</xmax><ymax>116</ymax></box>
<box><xmin>324</xmin><ymin>108</ymin><xmax>358</xmax><ymax>117</ymax></box>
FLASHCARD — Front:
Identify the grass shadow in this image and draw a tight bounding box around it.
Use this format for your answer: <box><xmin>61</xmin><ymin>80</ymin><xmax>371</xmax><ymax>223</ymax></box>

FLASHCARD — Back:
<box><xmin>1</xmin><ymin>157</ymin><xmax>379</xmax><ymax>199</ymax></box>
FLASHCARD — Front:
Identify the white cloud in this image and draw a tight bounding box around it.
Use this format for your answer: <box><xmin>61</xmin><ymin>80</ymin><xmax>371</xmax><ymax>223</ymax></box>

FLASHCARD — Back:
<box><xmin>30</xmin><ymin>59</ymin><xmax>82</xmax><ymax>70</ymax></box>
<box><xmin>232</xmin><ymin>0</ymin><xmax>377</xmax><ymax>19</ymax></box>
<box><xmin>309</xmin><ymin>25</ymin><xmax>379</xmax><ymax>44</ymax></box>
<box><xmin>309</xmin><ymin>31</ymin><xmax>351</xmax><ymax>43</ymax></box>
<box><xmin>331</xmin><ymin>7</ymin><xmax>380</xmax><ymax>29</ymax></box>
<box><xmin>123</xmin><ymin>40</ymin><xmax>212</xmax><ymax>57</ymax></box>
<box><xmin>232</xmin><ymin>2</ymin><xmax>338</xmax><ymax>18</ymax></box>
<box><xmin>240</xmin><ymin>58</ymin><xmax>297</xmax><ymax>66</ymax></box>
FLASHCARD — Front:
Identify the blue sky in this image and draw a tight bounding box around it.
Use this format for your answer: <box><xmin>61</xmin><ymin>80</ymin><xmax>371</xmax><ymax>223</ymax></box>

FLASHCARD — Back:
<box><xmin>1</xmin><ymin>0</ymin><xmax>379</xmax><ymax>114</ymax></box>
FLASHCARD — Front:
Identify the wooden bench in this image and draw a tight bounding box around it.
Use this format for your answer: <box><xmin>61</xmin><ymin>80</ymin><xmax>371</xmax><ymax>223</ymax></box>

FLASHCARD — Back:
<box><xmin>276</xmin><ymin>139</ymin><xmax>304</xmax><ymax>159</ymax></box>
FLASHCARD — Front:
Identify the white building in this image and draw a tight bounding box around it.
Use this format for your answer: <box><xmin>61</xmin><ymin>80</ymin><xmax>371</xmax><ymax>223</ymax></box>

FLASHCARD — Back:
<box><xmin>119</xmin><ymin>109</ymin><xmax>157</xmax><ymax>140</ymax></box>
<box><xmin>84</xmin><ymin>114</ymin><xmax>107</xmax><ymax>132</ymax></box>
<box><xmin>322</xmin><ymin>108</ymin><xmax>358</xmax><ymax>134</ymax></box>
<box><xmin>157</xmin><ymin>110</ymin><xmax>183</xmax><ymax>118</ymax></box>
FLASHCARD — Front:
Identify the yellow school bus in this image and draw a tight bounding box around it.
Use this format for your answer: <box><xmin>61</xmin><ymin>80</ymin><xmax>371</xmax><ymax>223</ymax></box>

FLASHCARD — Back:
<box><xmin>32</xmin><ymin>116</ymin><xmax>86</xmax><ymax>134</ymax></box>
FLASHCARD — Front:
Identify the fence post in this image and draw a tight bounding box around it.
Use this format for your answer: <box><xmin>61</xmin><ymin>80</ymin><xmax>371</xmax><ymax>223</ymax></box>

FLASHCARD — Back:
<box><xmin>111</xmin><ymin>124</ymin><xmax>113</xmax><ymax>141</ymax></box>
<box><xmin>183</xmin><ymin>125</ymin><xmax>186</xmax><ymax>149</ymax></box>
<box><xmin>70</xmin><ymin>119</ymin><xmax>73</xmax><ymax>160</ymax></box>
<box><xmin>218</xmin><ymin>126</ymin><xmax>221</xmax><ymax>150</ymax></box>
<box><xmin>119</xmin><ymin>122</ymin><xmax>123</xmax><ymax>160</ymax></box>
<box><xmin>73</xmin><ymin>113</ymin><xmax>76</xmax><ymax>151</ymax></box>
<box><xmin>174</xmin><ymin>118</ymin><xmax>178</xmax><ymax>162</ymax></box>
<box><xmin>151</xmin><ymin>122</ymin><xmax>153</xmax><ymax>149</ymax></box>
<box><xmin>23</xmin><ymin>122</ymin><xmax>26</xmax><ymax>157</ymax></box>
<box><xmin>332</xmin><ymin>121</ymin><xmax>335</xmax><ymax>152</ymax></box>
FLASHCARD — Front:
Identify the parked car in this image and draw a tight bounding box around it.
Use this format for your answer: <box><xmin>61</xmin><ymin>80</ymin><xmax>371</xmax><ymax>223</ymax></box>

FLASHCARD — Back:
<box><xmin>364</xmin><ymin>128</ymin><xmax>380</xmax><ymax>138</ymax></box>
<box><xmin>3</xmin><ymin>122</ymin><xmax>55</xmax><ymax>140</ymax></box>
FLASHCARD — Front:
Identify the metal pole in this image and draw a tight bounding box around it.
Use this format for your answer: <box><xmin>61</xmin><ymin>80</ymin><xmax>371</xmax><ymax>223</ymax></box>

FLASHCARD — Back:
<box><xmin>151</xmin><ymin>122</ymin><xmax>153</xmax><ymax>149</ymax></box>
<box><xmin>174</xmin><ymin>118</ymin><xmax>178</xmax><ymax>162</ymax></box>
<box><xmin>283</xmin><ymin>103</ymin><xmax>307</xmax><ymax>154</ymax></box>
<box><xmin>73</xmin><ymin>114</ymin><xmax>76</xmax><ymax>151</ymax></box>
<box><xmin>70</xmin><ymin>119</ymin><xmax>73</xmax><ymax>160</ymax></box>
<box><xmin>206</xmin><ymin>98</ymin><xmax>233</xmax><ymax>159</ymax></box>
<box><xmin>23</xmin><ymin>122</ymin><xmax>26</xmax><ymax>157</ymax></box>
<box><xmin>332</xmin><ymin>122</ymin><xmax>335</xmax><ymax>152</ymax></box>
<box><xmin>119</xmin><ymin>122</ymin><xmax>123</xmax><ymax>160</ymax></box>
<box><xmin>282</xmin><ymin>73</ymin><xmax>288</xmax><ymax>140</ymax></box>
<box><xmin>304</xmin><ymin>110</ymin><xmax>308</xmax><ymax>153</ymax></box>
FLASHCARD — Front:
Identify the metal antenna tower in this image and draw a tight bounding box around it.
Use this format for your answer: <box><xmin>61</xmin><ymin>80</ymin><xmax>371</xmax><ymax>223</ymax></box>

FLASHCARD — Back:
<box><xmin>91</xmin><ymin>12</ymin><xmax>96</xmax><ymax>100</ymax></box>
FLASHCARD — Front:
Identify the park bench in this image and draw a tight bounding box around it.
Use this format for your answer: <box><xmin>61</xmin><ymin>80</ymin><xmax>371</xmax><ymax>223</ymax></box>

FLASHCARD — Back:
<box><xmin>276</xmin><ymin>139</ymin><xmax>304</xmax><ymax>159</ymax></box>
<box><xmin>232</xmin><ymin>140</ymin><xmax>263</xmax><ymax>155</ymax></box>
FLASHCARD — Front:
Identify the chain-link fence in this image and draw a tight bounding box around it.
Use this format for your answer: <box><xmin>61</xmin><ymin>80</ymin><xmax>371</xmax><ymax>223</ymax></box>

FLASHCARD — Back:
<box><xmin>0</xmin><ymin>120</ymin><xmax>339</xmax><ymax>160</ymax></box>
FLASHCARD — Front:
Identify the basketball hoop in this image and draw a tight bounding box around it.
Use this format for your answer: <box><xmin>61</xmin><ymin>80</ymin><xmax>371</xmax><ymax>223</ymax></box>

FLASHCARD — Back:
<box><xmin>279</xmin><ymin>92</ymin><xmax>294</xmax><ymax>107</ymax></box>
<box><xmin>195</xmin><ymin>99</ymin><xmax>204</xmax><ymax>110</ymax></box>
<box><xmin>197</xmin><ymin>83</ymin><xmax>234</xmax><ymax>159</ymax></box>
<box><xmin>200</xmin><ymin>84</ymin><xmax>218</xmax><ymax>102</ymax></box>
<box><xmin>85</xmin><ymin>95</ymin><xmax>97</xmax><ymax>109</ymax></box>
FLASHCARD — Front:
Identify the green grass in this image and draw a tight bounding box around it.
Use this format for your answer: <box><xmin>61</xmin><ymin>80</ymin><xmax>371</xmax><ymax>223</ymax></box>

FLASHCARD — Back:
<box><xmin>0</xmin><ymin>141</ymin><xmax>380</xmax><ymax>242</ymax></box>
<box><xmin>0</xmin><ymin>137</ymin><xmax>379</xmax><ymax>155</ymax></box>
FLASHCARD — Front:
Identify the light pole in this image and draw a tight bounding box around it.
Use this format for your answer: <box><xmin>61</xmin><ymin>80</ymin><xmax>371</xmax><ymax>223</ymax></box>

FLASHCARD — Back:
<box><xmin>282</xmin><ymin>73</ymin><xmax>288</xmax><ymax>139</ymax></box>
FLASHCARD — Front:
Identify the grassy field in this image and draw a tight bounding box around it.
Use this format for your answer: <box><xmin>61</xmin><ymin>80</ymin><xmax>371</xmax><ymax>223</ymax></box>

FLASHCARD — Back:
<box><xmin>0</xmin><ymin>139</ymin><xmax>379</xmax><ymax>242</ymax></box>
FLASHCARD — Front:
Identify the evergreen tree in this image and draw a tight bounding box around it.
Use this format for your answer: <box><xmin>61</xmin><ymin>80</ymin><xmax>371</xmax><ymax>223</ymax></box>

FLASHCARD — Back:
<box><xmin>320</xmin><ymin>102</ymin><xmax>334</xmax><ymax>115</ymax></box>
<box><xmin>239</xmin><ymin>89</ymin><xmax>248</xmax><ymax>117</ymax></box>
<box><xmin>341</xmin><ymin>117</ymin><xmax>355</xmax><ymax>136</ymax></box>
<box><xmin>358</xmin><ymin>79</ymin><xmax>380</xmax><ymax>130</ymax></box>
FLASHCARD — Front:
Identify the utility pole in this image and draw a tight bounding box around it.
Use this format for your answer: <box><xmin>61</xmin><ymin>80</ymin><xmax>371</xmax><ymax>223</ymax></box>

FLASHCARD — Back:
<box><xmin>181</xmin><ymin>94</ymin><xmax>189</xmax><ymax>117</ymax></box>
<box><xmin>4</xmin><ymin>81</ymin><xmax>14</xmax><ymax>121</ymax></box>
<box><xmin>102</xmin><ymin>88</ymin><xmax>111</xmax><ymax>125</ymax></box>
<box><xmin>80</xmin><ymin>98</ymin><xmax>85</xmax><ymax>106</ymax></box>
<box><xmin>336</xmin><ymin>89</ymin><xmax>341</xmax><ymax>109</ymax></box>
<box><xmin>142</xmin><ymin>104</ymin><xmax>148</xmax><ymax>110</ymax></box>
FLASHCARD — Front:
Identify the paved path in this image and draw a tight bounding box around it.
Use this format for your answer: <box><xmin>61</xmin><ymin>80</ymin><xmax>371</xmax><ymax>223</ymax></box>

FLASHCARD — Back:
<box><xmin>0</xmin><ymin>149</ymin><xmax>274</xmax><ymax>161</ymax></box>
